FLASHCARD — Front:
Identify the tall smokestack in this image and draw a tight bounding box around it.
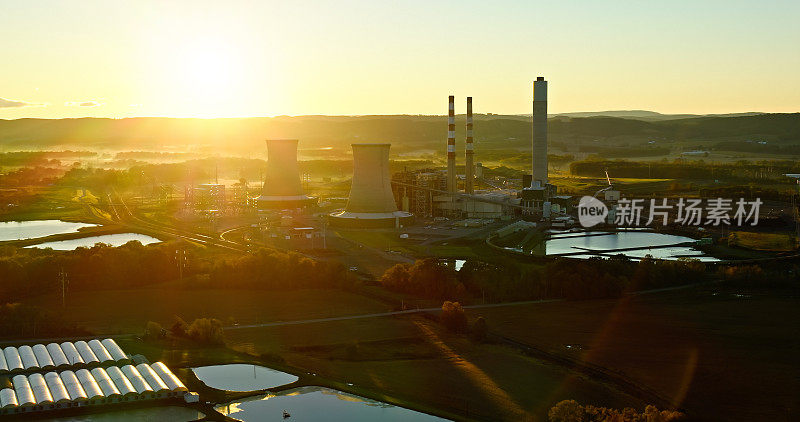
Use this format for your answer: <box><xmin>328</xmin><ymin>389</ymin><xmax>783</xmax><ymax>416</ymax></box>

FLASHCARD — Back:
<box><xmin>465</xmin><ymin>97</ymin><xmax>474</xmax><ymax>194</ymax></box>
<box><xmin>532</xmin><ymin>77</ymin><xmax>548</xmax><ymax>187</ymax></box>
<box><xmin>447</xmin><ymin>95</ymin><xmax>456</xmax><ymax>193</ymax></box>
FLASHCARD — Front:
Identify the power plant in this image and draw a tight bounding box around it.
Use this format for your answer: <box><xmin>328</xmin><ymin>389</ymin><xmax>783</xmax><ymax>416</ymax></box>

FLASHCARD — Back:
<box><xmin>446</xmin><ymin>95</ymin><xmax>456</xmax><ymax>193</ymax></box>
<box><xmin>465</xmin><ymin>97</ymin><xmax>474</xmax><ymax>194</ymax></box>
<box><xmin>257</xmin><ymin>139</ymin><xmax>313</xmax><ymax>209</ymax></box>
<box><xmin>520</xmin><ymin>76</ymin><xmax>558</xmax><ymax>213</ymax></box>
<box><xmin>329</xmin><ymin>143</ymin><xmax>413</xmax><ymax>228</ymax></box>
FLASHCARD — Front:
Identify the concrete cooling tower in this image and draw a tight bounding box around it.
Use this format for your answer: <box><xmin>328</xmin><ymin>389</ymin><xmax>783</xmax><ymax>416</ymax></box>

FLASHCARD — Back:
<box><xmin>257</xmin><ymin>139</ymin><xmax>313</xmax><ymax>209</ymax></box>
<box><xmin>329</xmin><ymin>143</ymin><xmax>413</xmax><ymax>228</ymax></box>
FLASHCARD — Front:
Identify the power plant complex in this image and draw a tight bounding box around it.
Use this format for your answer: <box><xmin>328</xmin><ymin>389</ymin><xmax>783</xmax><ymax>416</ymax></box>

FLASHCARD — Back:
<box><xmin>185</xmin><ymin>76</ymin><xmax>569</xmax><ymax>232</ymax></box>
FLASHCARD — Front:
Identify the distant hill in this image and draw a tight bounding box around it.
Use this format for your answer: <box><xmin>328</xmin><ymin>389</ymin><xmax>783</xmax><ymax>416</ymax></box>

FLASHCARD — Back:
<box><xmin>551</xmin><ymin>110</ymin><xmax>765</xmax><ymax>121</ymax></box>
<box><xmin>0</xmin><ymin>113</ymin><xmax>797</xmax><ymax>154</ymax></box>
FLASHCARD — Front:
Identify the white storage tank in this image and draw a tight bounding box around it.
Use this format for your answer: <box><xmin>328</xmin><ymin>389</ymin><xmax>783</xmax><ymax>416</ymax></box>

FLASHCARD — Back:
<box><xmin>0</xmin><ymin>350</ymin><xmax>7</xmax><ymax>374</ymax></box>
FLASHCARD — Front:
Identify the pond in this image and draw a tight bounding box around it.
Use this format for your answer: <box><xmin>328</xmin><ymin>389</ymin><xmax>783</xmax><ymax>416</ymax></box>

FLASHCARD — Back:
<box><xmin>44</xmin><ymin>406</ymin><xmax>203</xmax><ymax>421</ymax></box>
<box><xmin>0</xmin><ymin>219</ymin><xmax>97</xmax><ymax>241</ymax></box>
<box><xmin>192</xmin><ymin>364</ymin><xmax>299</xmax><ymax>391</ymax></box>
<box><xmin>217</xmin><ymin>386</ymin><xmax>448</xmax><ymax>421</ymax></box>
<box><xmin>25</xmin><ymin>233</ymin><xmax>162</xmax><ymax>250</ymax></box>
<box><xmin>542</xmin><ymin>231</ymin><xmax>719</xmax><ymax>261</ymax></box>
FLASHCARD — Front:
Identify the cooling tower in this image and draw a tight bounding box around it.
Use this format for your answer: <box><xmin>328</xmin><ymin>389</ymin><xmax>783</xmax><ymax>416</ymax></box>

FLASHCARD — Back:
<box><xmin>257</xmin><ymin>139</ymin><xmax>312</xmax><ymax>208</ymax></box>
<box><xmin>329</xmin><ymin>143</ymin><xmax>413</xmax><ymax>228</ymax></box>
<box><xmin>447</xmin><ymin>95</ymin><xmax>456</xmax><ymax>193</ymax></box>
<box><xmin>465</xmin><ymin>96</ymin><xmax>474</xmax><ymax>194</ymax></box>
<box><xmin>532</xmin><ymin>77</ymin><xmax>548</xmax><ymax>187</ymax></box>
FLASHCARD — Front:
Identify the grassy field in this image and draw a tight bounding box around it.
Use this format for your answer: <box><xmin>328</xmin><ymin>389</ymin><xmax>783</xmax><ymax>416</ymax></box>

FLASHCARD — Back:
<box><xmin>470</xmin><ymin>288</ymin><xmax>800</xmax><ymax>421</ymax></box>
<box><xmin>224</xmin><ymin>315</ymin><xmax>646</xmax><ymax>421</ymax></box>
<box><xmin>27</xmin><ymin>288</ymin><xmax>393</xmax><ymax>334</ymax></box>
<box><xmin>730</xmin><ymin>231</ymin><xmax>797</xmax><ymax>251</ymax></box>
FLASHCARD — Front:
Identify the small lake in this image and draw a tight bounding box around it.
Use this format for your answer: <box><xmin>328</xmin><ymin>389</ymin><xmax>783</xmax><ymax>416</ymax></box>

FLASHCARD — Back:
<box><xmin>217</xmin><ymin>386</ymin><xmax>448</xmax><ymax>421</ymax></box>
<box><xmin>0</xmin><ymin>219</ymin><xmax>97</xmax><ymax>241</ymax></box>
<box><xmin>543</xmin><ymin>231</ymin><xmax>719</xmax><ymax>261</ymax></box>
<box><xmin>44</xmin><ymin>406</ymin><xmax>203</xmax><ymax>421</ymax></box>
<box><xmin>25</xmin><ymin>233</ymin><xmax>162</xmax><ymax>250</ymax></box>
<box><xmin>193</xmin><ymin>364</ymin><xmax>299</xmax><ymax>391</ymax></box>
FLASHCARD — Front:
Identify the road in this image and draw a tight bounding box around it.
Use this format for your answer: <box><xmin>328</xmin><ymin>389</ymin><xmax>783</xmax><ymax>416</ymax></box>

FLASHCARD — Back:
<box><xmin>225</xmin><ymin>298</ymin><xmax>561</xmax><ymax>331</ymax></box>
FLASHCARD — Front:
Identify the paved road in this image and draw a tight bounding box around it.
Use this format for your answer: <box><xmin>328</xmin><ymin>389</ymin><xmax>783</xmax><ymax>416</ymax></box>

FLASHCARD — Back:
<box><xmin>225</xmin><ymin>298</ymin><xmax>561</xmax><ymax>331</ymax></box>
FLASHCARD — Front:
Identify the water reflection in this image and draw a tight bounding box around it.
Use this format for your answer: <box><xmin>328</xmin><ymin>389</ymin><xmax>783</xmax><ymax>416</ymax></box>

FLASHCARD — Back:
<box><xmin>44</xmin><ymin>406</ymin><xmax>203</xmax><ymax>421</ymax></box>
<box><xmin>192</xmin><ymin>364</ymin><xmax>298</xmax><ymax>391</ymax></box>
<box><xmin>542</xmin><ymin>231</ymin><xmax>718</xmax><ymax>261</ymax></box>
<box><xmin>25</xmin><ymin>233</ymin><xmax>161</xmax><ymax>250</ymax></box>
<box><xmin>217</xmin><ymin>386</ymin><xmax>448</xmax><ymax>421</ymax></box>
<box><xmin>0</xmin><ymin>220</ymin><xmax>97</xmax><ymax>241</ymax></box>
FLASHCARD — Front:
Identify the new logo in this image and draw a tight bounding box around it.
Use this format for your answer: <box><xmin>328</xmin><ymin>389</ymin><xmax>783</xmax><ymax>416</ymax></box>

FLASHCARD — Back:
<box><xmin>578</xmin><ymin>196</ymin><xmax>608</xmax><ymax>228</ymax></box>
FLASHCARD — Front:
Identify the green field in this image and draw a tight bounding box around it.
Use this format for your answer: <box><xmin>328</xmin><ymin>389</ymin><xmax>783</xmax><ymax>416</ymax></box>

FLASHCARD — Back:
<box><xmin>470</xmin><ymin>288</ymin><xmax>800</xmax><ymax>421</ymax></box>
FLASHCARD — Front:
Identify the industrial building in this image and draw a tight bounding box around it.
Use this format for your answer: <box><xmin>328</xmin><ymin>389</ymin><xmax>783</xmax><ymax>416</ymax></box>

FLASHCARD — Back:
<box><xmin>329</xmin><ymin>143</ymin><xmax>413</xmax><ymax>228</ymax></box>
<box><xmin>0</xmin><ymin>338</ymin><xmax>188</xmax><ymax>416</ymax></box>
<box><xmin>257</xmin><ymin>139</ymin><xmax>315</xmax><ymax>209</ymax></box>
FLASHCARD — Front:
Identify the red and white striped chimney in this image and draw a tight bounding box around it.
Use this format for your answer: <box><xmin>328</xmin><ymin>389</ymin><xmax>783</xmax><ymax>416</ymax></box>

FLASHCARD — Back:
<box><xmin>465</xmin><ymin>97</ymin><xmax>474</xmax><ymax>194</ymax></box>
<box><xmin>447</xmin><ymin>95</ymin><xmax>456</xmax><ymax>193</ymax></box>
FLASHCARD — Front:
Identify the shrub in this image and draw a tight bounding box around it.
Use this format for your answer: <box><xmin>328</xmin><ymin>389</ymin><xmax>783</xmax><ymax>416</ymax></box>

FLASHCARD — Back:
<box><xmin>186</xmin><ymin>318</ymin><xmax>225</xmax><ymax>345</ymax></box>
<box><xmin>440</xmin><ymin>301</ymin><xmax>468</xmax><ymax>333</ymax></box>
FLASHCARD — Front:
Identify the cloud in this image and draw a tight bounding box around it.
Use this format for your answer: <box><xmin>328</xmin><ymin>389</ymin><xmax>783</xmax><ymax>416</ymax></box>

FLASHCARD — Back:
<box><xmin>65</xmin><ymin>101</ymin><xmax>101</xmax><ymax>107</ymax></box>
<box><xmin>0</xmin><ymin>97</ymin><xmax>42</xmax><ymax>108</ymax></box>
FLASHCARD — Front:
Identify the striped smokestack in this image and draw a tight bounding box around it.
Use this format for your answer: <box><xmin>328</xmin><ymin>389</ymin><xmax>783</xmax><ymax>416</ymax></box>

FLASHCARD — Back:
<box><xmin>465</xmin><ymin>96</ymin><xmax>474</xmax><ymax>194</ymax></box>
<box><xmin>447</xmin><ymin>95</ymin><xmax>456</xmax><ymax>193</ymax></box>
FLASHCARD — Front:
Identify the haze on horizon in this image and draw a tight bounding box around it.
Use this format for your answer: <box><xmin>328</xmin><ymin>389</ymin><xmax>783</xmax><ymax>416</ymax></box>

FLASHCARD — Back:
<box><xmin>1</xmin><ymin>0</ymin><xmax>799</xmax><ymax>119</ymax></box>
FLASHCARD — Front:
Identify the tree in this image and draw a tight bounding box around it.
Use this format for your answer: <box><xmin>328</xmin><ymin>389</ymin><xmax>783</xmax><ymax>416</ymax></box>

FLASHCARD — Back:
<box><xmin>440</xmin><ymin>301</ymin><xmax>467</xmax><ymax>333</ymax></box>
<box><xmin>548</xmin><ymin>400</ymin><xmax>585</xmax><ymax>422</ymax></box>
<box><xmin>145</xmin><ymin>321</ymin><xmax>163</xmax><ymax>340</ymax></box>
<box><xmin>170</xmin><ymin>316</ymin><xmax>188</xmax><ymax>337</ymax></box>
<box><xmin>470</xmin><ymin>316</ymin><xmax>488</xmax><ymax>343</ymax></box>
<box><xmin>187</xmin><ymin>318</ymin><xmax>225</xmax><ymax>345</ymax></box>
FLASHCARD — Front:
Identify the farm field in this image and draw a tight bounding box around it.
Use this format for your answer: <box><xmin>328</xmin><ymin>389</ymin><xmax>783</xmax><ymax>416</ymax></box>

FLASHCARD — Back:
<box><xmin>225</xmin><ymin>315</ymin><xmax>646</xmax><ymax>421</ymax></box>
<box><xmin>470</xmin><ymin>288</ymin><xmax>800</xmax><ymax>421</ymax></box>
<box><xmin>27</xmin><ymin>288</ymin><xmax>392</xmax><ymax>334</ymax></box>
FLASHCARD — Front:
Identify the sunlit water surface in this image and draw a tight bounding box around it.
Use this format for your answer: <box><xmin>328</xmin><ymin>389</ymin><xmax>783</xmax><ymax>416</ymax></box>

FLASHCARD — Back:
<box><xmin>217</xmin><ymin>386</ymin><xmax>448</xmax><ymax>421</ymax></box>
<box><xmin>193</xmin><ymin>364</ymin><xmax>299</xmax><ymax>391</ymax></box>
<box><xmin>542</xmin><ymin>231</ymin><xmax>719</xmax><ymax>261</ymax></box>
<box><xmin>25</xmin><ymin>233</ymin><xmax>161</xmax><ymax>250</ymax></box>
<box><xmin>0</xmin><ymin>220</ymin><xmax>97</xmax><ymax>241</ymax></box>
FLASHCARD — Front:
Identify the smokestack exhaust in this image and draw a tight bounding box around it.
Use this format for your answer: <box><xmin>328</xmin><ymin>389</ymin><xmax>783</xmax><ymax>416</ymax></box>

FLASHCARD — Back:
<box><xmin>532</xmin><ymin>77</ymin><xmax>548</xmax><ymax>187</ymax></box>
<box><xmin>447</xmin><ymin>95</ymin><xmax>456</xmax><ymax>193</ymax></box>
<box><xmin>465</xmin><ymin>97</ymin><xmax>474</xmax><ymax>194</ymax></box>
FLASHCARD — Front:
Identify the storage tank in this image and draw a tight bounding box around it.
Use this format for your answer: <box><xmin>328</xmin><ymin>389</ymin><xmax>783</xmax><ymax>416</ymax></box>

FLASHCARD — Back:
<box><xmin>100</xmin><ymin>339</ymin><xmax>128</xmax><ymax>363</ymax></box>
<box><xmin>28</xmin><ymin>373</ymin><xmax>54</xmax><ymax>405</ymax></box>
<box><xmin>75</xmin><ymin>369</ymin><xmax>104</xmax><ymax>403</ymax></box>
<box><xmin>11</xmin><ymin>375</ymin><xmax>35</xmax><ymax>407</ymax></box>
<box><xmin>105</xmin><ymin>366</ymin><xmax>137</xmax><ymax>399</ymax></box>
<box><xmin>90</xmin><ymin>368</ymin><xmax>120</xmax><ymax>401</ymax></box>
<box><xmin>44</xmin><ymin>372</ymin><xmax>70</xmax><ymax>404</ymax></box>
<box><xmin>135</xmin><ymin>363</ymin><xmax>170</xmax><ymax>397</ymax></box>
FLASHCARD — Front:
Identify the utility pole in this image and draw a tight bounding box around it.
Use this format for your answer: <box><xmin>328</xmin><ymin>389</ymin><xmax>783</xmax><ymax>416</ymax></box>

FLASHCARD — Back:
<box><xmin>59</xmin><ymin>268</ymin><xmax>68</xmax><ymax>308</ymax></box>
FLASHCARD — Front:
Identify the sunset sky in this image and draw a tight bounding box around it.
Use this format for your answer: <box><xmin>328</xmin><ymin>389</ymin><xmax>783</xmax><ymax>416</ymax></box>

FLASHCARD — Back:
<box><xmin>1</xmin><ymin>0</ymin><xmax>798</xmax><ymax>119</ymax></box>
